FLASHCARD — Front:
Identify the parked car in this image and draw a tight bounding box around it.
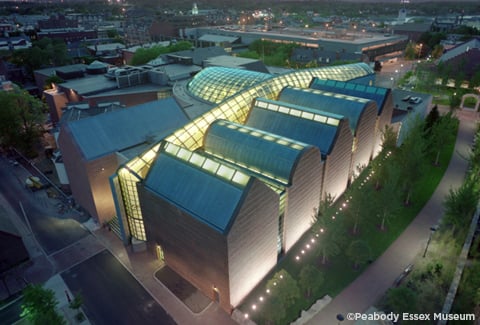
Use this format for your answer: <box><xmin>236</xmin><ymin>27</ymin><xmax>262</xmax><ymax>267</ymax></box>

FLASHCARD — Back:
<box><xmin>409</xmin><ymin>97</ymin><xmax>422</xmax><ymax>104</ymax></box>
<box><xmin>402</xmin><ymin>95</ymin><xmax>411</xmax><ymax>102</ymax></box>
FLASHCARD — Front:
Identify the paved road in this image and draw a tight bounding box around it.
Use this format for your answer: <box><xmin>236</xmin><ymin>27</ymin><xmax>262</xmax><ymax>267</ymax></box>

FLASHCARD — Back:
<box><xmin>0</xmin><ymin>157</ymin><xmax>88</xmax><ymax>255</ymax></box>
<box><xmin>306</xmin><ymin>110</ymin><xmax>478</xmax><ymax>324</ymax></box>
<box><xmin>62</xmin><ymin>250</ymin><xmax>176</xmax><ymax>325</ymax></box>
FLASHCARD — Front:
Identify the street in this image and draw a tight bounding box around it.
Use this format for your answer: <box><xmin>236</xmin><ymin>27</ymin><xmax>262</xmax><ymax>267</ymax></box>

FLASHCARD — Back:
<box><xmin>62</xmin><ymin>250</ymin><xmax>176</xmax><ymax>325</ymax></box>
<box><xmin>0</xmin><ymin>155</ymin><xmax>176</xmax><ymax>325</ymax></box>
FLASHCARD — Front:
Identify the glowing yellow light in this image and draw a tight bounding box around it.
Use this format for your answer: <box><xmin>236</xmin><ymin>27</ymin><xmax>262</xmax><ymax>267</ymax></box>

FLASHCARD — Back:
<box><xmin>306</xmin><ymin>244</ymin><xmax>310</xmax><ymax>249</ymax></box>
<box><xmin>320</xmin><ymin>228</ymin><xmax>324</xmax><ymax>233</ymax></box>
<box><xmin>279</xmin><ymin>274</ymin><xmax>283</xmax><ymax>279</ymax></box>
<box><xmin>295</xmin><ymin>256</ymin><xmax>300</xmax><ymax>260</ymax></box>
<box><xmin>252</xmin><ymin>304</ymin><xmax>256</xmax><ymax>310</ymax></box>
<box><xmin>266</xmin><ymin>289</ymin><xmax>270</xmax><ymax>293</ymax></box>
<box><xmin>259</xmin><ymin>296</ymin><xmax>264</xmax><ymax>302</ymax></box>
<box><xmin>273</xmin><ymin>282</ymin><xmax>277</xmax><ymax>286</ymax></box>
<box><xmin>311</xmin><ymin>238</ymin><xmax>315</xmax><ymax>243</ymax></box>
<box><xmin>244</xmin><ymin>313</ymin><xmax>249</xmax><ymax>319</ymax></box>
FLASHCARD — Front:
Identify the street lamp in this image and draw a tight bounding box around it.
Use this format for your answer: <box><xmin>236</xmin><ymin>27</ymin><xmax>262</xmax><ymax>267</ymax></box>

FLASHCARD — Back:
<box><xmin>423</xmin><ymin>226</ymin><xmax>437</xmax><ymax>258</ymax></box>
<box><xmin>337</xmin><ymin>314</ymin><xmax>345</xmax><ymax>325</ymax></box>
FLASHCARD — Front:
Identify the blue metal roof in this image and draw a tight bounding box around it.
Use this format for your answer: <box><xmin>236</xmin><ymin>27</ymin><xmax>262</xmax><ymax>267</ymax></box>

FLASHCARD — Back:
<box><xmin>310</xmin><ymin>78</ymin><xmax>389</xmax><ymax>115</ymax></box>
<box><xmin>246</xmin><ymin>98</ymin><xmax>344</xmax><ymax>156</ymax></box>
<box><xmin>204</xmin><ymin>120</ymin><xmax>311</xmax><ymax>185</ymax></box>
<box><xmin>144</xmin><ymin>152</ymin><xmax>246</xmax><ymax>234</ymax></box>
<box><xmin>278</xmin><ymin>87</ymin><xmax>375</xmax><ymax>134</ymax></box>
<box><xmin>66</xmin><ymin>98</ymin><xmax>189</xmax><ymax>160</ymax></box>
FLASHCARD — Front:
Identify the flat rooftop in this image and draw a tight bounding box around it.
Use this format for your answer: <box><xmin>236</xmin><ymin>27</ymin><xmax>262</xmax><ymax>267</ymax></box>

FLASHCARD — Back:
<box><xmin>204</xmin><ymin>25</ymin><xmax>406</xmax><ymax>46</ymax></box>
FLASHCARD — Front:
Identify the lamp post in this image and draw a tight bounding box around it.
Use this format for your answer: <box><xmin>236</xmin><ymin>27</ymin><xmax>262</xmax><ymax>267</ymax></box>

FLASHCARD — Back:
<box><xmin>423</xmin><ymin>226</ymin><xmax>437</xmax><ymax>258</ymax></box>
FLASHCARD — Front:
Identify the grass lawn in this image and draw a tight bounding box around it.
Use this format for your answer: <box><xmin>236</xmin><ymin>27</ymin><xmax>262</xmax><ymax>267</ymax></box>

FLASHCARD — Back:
<box><xmin>239</xmin><ymin>123</ymin><xmax>459</xmax><ymax>324</ymax></box>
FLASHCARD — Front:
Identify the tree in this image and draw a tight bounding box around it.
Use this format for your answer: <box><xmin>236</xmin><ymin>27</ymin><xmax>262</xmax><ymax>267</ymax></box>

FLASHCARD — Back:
<box><xmin>395</xmin><ymin>117</ymin><xmax>427</xmax><ymax>205</ymax></box>
<box><xmin>424</xmin><ymin>105</ymin><xmax>440</xmax><ymax>133</ymax></box>
<box><xmin>44</xmin><ymin>75</ymin><xmax>64</xmax><ymax>90</ymax></box>
<box><xmin>371</xmin><ymin>125</ymin><xmax>397</xmax><ymax>189</ymax></box>
<box><xmin>20</xmin><ymin>284</ymin><xmax>66</xmax><ymax>325</ymax></box>
<box><xmin>299</xmin><ymin>265</ymin><xmax>324</xmax><ymax>298</ymax></box>
<box><xmin>130</xmin><ymin>41</ymin><xmax>192</xmax><ymax>65</ymax></box>
<box><xmin>442</xmin><ymin>178</ymin><xmax>478</xmax><ymax>235</ymax></box>
<box><xmin>0</xmin><ymin>90</ymin><xmax>45</xmax><ymax>156</ymax></box>
<box><xmin>404</xmin><ymin>42</ymin><xmax>417</xmax><ymax>60</ymax></box>
<box><xmin>344</xmin><ymin>183</ymin><xmax>374</xmax><ymax>235</ymax></box>
<box><xmin>346</xmin><ymin>240</ymin><xmax>371</xmax><ymax>269</ymax></box>
<box><xmin>385</xmin><ymin>287</ymin><xmax>417</xmax><ymax>314</ymax></box>
<box><xmin>313</xmin><ymin>214</ymin><xmax>347</xmax><ymax>265</ymax></box>
<box><xmin>431</xmin><ymin>44</ymin><xmax>444</xmax><ymax>59</ymax></box>
<box><xmin>426</xmin><ymin>112</ymin><xmax>458</xmax><ymax>165</ymax></box>
<box><xmin>69</xmin><ymin>293</ymin><xmax>85</xmax><ymax>322</ymax></box>
<box><xmin>266</xmin><ymin>270</ymin><xmax>300</xmax><ymax>309</ymax></box>
<box><xmin>10</xmin><ymin>38</ymin><xmax>70</xmax><ymax>77</ymax></box>
<box><xmin>375</xmin><ymin>163</ymin><xmax>401</xmax><ymax>231</ymax></box>
<box><xmin>449</xmin><ymin>92</ymin><xmax>462</xmax><ymax>110</ymax></box>
<box><xmin>263</xmin><ymin>294</ymin><xmax>286</xmax><ymax>325</ymax></box>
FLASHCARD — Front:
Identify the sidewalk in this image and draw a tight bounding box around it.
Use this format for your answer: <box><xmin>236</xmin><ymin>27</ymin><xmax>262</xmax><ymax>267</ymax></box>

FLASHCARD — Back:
<box><xmin>306</xmin><ymin>109</ymin><xmax>478</xmax><ymax>324</ymax></box>
<box><xmin>90</xmin><ymin>226</ymin><xmax>237</xmax><ymax>325</ymax></box>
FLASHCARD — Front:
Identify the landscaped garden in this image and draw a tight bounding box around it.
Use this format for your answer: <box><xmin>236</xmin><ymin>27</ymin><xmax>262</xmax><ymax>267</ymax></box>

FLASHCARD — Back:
<box><xmin>239</xmin><ymin>109</ymin><xmax>461</xmax><ymax>324</ymax></box>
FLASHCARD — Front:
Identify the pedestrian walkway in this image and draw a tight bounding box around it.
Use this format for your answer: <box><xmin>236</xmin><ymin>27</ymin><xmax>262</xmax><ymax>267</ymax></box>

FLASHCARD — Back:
<box><xmin>306</xmin><ymin>110</ymin><xmax>478</xmax><ymax>324</ymax></box>
<box><xmin>91</xmin><ymin>227</ymin><xmax>237</xmax><ymax>325</ymax></box>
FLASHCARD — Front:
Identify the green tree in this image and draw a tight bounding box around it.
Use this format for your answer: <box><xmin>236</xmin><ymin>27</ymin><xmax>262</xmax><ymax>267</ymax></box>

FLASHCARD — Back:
<box><xmin>315</xmin><ymin>218</ymin><xmax>346</xmax><ymax>264</ymax></box>
<box><xmin>263</xmin><ymin>294</ymin><xmax>286</xmax><ymax>325</ymax></box>
<box><xmin>10</xmin><ymin>38</ymin><xmax>70</xmax><ymax>76</ymax></box>
<box><xmin>20</xmin><ymin>284</ymin><xmax>66</xmax><ymax>325</ymax></box>
<box><xmin>130</xmin><ymin>41</ymin><xmax>192</xmax><ymax>65</ymax></box>
<box><xmin>375</xmin><ymin>163</ymin><xmax>401</xmax><ymax>231</ymax></box>
<box><xmin>449</xmin><ymin>93</ymin><xmax>462</xmax><ymax>110</ymax></box>
<box><xmin>312</xmin><ymin>194</ymin><xmax>346</xmax><ymax>264</ymax></box>
<box><xmin>266</xmin><ymin>270</ymin><xmax>300</xmax><ymax>309</ymax></box>
<box><xmin>426</xmin><ymin>112</ymin><xmax>458</xmax><ymax>165</ymax></box>
<box><xmin>404</xmin><ymin>42</ymin><xmax>416</xmax><ymax>60</ymax></box>
<box><xmin>344</xmin><ymin>183</ymin><xmax>374</xmax><ymax>235</ymax></box>
<box><xmin>371</xmin><ymin>125</ymin><xmax>397</xmax><ymax>189</ymax></box>
<box><xmin>442</xmin><ymin>178</ymin><xmax>478</xmax><ymax>235</ymax></box>
<box><xmin>385</xmin><ymin>287</ymin><xmax>417</xmax><ymax>314</ymax></box>
<box><xmin>346</xmin><ymin>240</ymin><xmax>371</xmax><ymax>269</ymax></box>
<box><xmin>395</xmin><ymin>117</ymin><xmax>427</xmax><ymax>205</ymax></box>
<box><xmin>470</xmin><ymin>70</ymin><xmax>480</xmax><ymax>88</ymax></box>
<box><xmin>431</xmin><ymin>44</ymin><xmax>444</xmax><ymax>59</ymax></box>
<box><xmin>424</xmin><ymin>105</ymin><xmax>440</xmax><ymax>132</ymax></box>
<box><xmin>299</xmin><ymin>265</ymin><xmax>324</xmax><ymax>298</ymax></box>
<box><xmin>44</xmin><ymin>75</ymin><xmax>64</xmax><ymax>90</ymax></box>
<box><xmin>0</xmin><ymin>90</ymin><xmax>45</xmax><ymax>155</ymax></box>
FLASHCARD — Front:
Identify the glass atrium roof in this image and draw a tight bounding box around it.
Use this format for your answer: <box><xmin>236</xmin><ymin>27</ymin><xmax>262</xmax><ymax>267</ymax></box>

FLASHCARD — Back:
<box><xmin>187</xmin><ymin>66</ymin><xmax>272</xmax><ymax>104</ymax></box>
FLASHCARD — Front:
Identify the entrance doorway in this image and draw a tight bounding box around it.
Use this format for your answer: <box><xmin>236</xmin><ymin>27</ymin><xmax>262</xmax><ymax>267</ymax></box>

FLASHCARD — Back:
<box><xmin>155</xmin><ymin>244</ymin><xmax>164</xmax><ymax>262</ymax></box>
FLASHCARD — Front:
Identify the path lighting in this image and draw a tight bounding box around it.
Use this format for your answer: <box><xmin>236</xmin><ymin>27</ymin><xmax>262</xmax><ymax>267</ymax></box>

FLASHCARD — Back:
<box><xmin>423</xmin><ymin>226</ymin><xmax>437</xmax><ymax>258</ymax></box>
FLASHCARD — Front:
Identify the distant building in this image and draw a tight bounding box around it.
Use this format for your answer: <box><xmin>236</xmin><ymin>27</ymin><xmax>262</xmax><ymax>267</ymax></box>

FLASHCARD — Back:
<box><xmin>185</xmin><ymin>25</ymin><xmax>408</xmax><ymax>62</ymax></box>
<box><xmin>38</xmin><ymin>14</ymin><xmax>78</xmax><ymax>30</ymax></box>
<box><xmin>438</xmin><ymin>37</ymin><xmax>480</xmax><ymax>79</ymax></box>
<box><xmin>37</xmin><ymin>29</ymin><xmax>97</xmax><ymax>43</ymax></box>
